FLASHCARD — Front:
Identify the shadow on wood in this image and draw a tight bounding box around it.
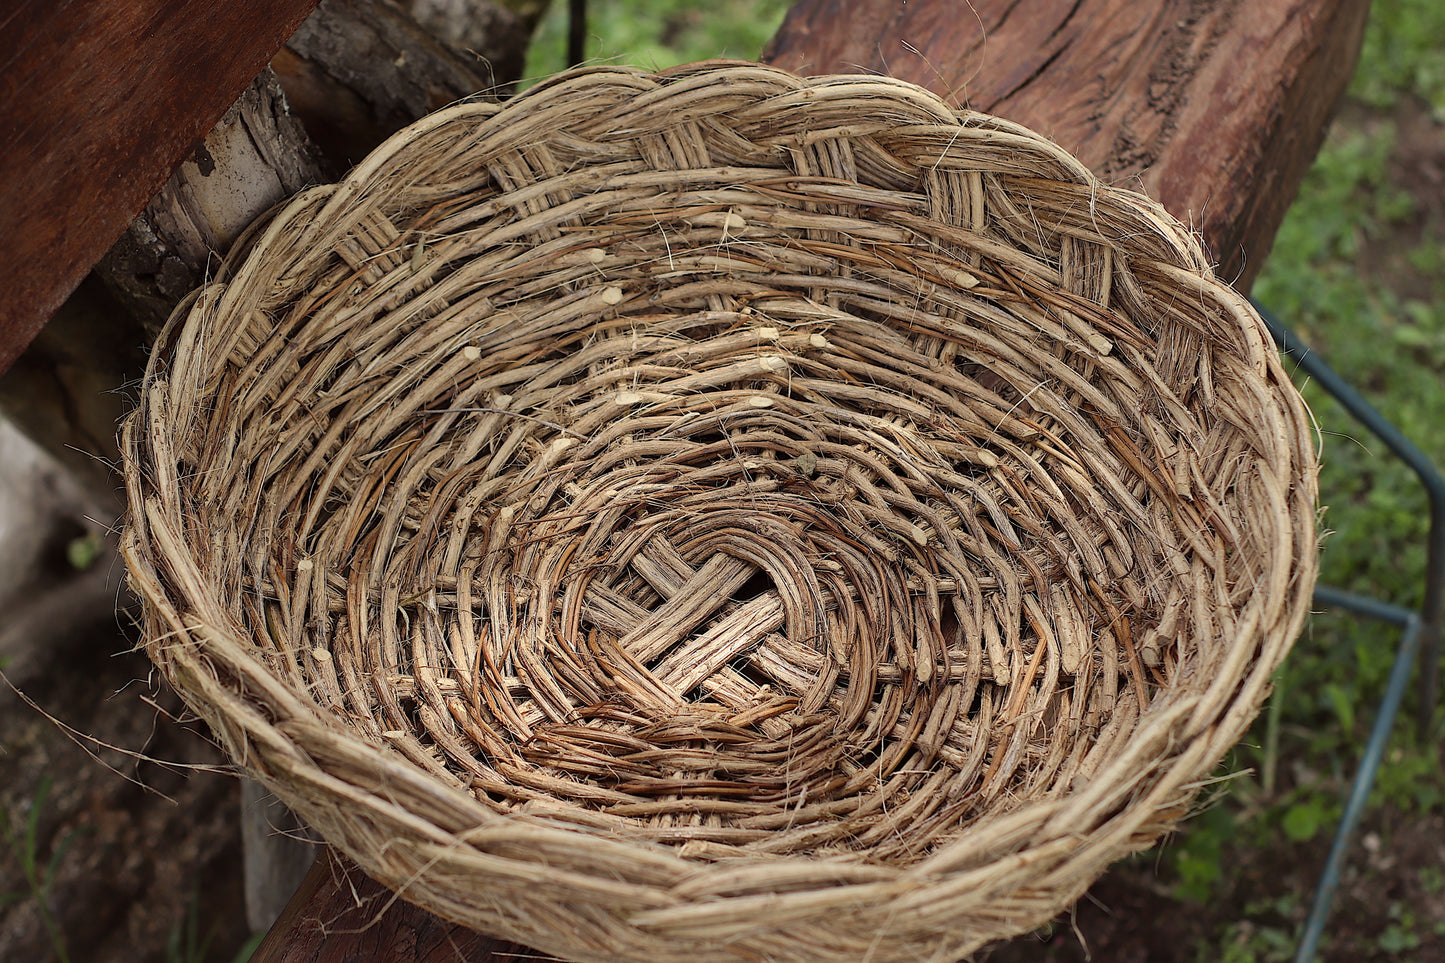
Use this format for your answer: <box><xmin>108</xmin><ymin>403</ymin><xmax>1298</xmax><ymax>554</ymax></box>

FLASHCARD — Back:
<box><xmin>251</xmin><ymin>851</ymin><xmax>562</xmax><ymax>963</ymax></box>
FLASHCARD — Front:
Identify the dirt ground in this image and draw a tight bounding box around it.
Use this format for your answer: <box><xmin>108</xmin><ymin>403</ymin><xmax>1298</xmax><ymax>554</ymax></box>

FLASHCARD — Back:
<box><xmin>2</xmin><ymin>91</ymin><xmax>1443</xmax><ymax>963</ymax></box>
<box><xmin>0</xmin><ymin>421</ymin><xmax>252</xmax><ymax>962</ymax></box>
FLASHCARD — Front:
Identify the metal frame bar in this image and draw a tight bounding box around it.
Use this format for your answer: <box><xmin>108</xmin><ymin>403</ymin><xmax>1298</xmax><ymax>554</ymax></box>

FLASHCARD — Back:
<box><xmin>1251</xmin><ymin>305</ymin><xmax>1445</xmax><ymax>963</ymax></box>
<box><xmin>1292</xmin><ymin>591</ymin><xmax>1419</xmax><ymax>963</ymax></box>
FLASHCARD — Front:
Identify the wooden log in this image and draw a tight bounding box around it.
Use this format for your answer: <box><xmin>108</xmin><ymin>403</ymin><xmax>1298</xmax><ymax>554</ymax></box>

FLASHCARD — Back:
<box><xmin>762</xmin><ymin>0</ymin><xmax>1372</xmax><ymax>292</ymax></box>
<box><xmin>248</xmin><ymin>2</ymin><xmax>1370</xmax><ymax>960</ymax></box>
<box><xmin>0</xmin><ymin>0</ymin><xmax>321</xmax><ymax>377</ymax></box>
<box><xmin>273</xmin><ymin>0</ymin><xmax>501</xmax><ymax>169</ymax></box>
<box><xmin>402</xmin><ymin>0</ymin><xmax>543</xmax><ymax>88</ymax></box>
<box><xmin>1</xmin><ymin>67</ymin><xmax>324</xmax><ymax>509</ymax></box>
<box><xmin>94</xmin><ymin>0</ymin><xmax>505</xmax><ymax>337</ymax></box>
<box><xmin>4</xmin><ymin>0</ymin><xmax>523</xmax><ymax>940</ymax></box>
<box><xmin>96</xmin><ymin>68</ymin><xmax>328</xmax><ymax>338</ymax></box>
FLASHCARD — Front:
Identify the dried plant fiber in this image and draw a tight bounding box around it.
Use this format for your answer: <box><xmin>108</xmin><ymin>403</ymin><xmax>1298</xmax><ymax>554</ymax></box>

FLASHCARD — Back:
<box><xmin>122</xmin><ymin>62</ymin><xmax>1318</xmax><ymax>962</ymax></box>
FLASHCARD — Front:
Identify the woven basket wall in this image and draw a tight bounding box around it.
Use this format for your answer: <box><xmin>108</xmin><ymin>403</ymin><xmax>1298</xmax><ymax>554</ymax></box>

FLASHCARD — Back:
<box><xmin>122</xmin><ymin>62</ymin><xmax>1318</xmax><ymax>962</ymax></box>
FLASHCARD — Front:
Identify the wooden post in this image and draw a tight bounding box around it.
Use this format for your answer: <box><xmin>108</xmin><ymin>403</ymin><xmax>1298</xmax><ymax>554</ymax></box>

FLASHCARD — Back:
<box><xmin>96</xmin><ymin>68</ymin><xmax>328</xmax><ymax>337</ymax></box>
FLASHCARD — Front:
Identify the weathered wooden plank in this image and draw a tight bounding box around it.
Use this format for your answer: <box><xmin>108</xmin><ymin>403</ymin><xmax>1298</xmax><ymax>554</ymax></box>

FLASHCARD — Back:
<box><xmin>0</xmin><ymin>0</ymin><xmax>322</xmax><ymax>376</ymax></box>
<box><xmin>762</xmin><ymin>0</ymin><xmax>1372</xmax><ymax>290</ymax></box>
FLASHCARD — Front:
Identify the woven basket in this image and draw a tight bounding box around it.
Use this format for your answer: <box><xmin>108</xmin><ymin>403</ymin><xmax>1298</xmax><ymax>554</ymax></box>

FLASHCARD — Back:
<box><xmin>122</xmin><ymin>62</ymin><xmax>1318</xmax><ymax>962</ymax></box>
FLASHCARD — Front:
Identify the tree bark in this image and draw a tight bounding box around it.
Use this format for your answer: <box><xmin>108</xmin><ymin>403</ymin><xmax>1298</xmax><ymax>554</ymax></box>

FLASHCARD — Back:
<box><xmin>96</xmin><ymin>68</ymin><xmax>328</xmax><ymax>339</ymax></box>
<box><xmin>763</xmin><ymin>0</ymin><xmax>1372</xmax><ymax>291</ymax></box>
<box><xmin>274</xmin><ymin>0</ymin><xmax>503</xmax><ymax>169</ymax></box>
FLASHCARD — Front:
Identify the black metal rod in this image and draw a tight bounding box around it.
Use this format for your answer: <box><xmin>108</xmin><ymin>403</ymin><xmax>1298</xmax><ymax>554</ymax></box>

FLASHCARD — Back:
<box><xmin>1255</xmin><ymin>303</ymin><xmax>1445</xmax><ymax>734</ymax></box>
<box><xmin>568</xmin><ymin>0</ymin><xmax>588</xmax><ymax>67</ymax></box>
<box><xmin>1293</xmin><ymin>613</ymin><xmax>1421</xmax><ymax>963</ymax></box>
<box><xmin>1312</xmin><ymin>585</ymin><xmax>1416</xmax><ymax>627</ymax></box>
<box><xmin>1252</xmin><ymin>304</ymin><xmax>1444</xmax><ymax>959</ymax></box>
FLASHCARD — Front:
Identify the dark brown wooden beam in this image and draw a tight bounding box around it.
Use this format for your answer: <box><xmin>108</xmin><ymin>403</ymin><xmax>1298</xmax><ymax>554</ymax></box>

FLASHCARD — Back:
<box><xmin>0</xmin><ymin>0</ymin><xmax>322</xmax><ymax>376</ymax></box>
<box><xmin>763</xmin><ymin>0</ymin><xmax>1372</xmax><ymax>291</ymax></box>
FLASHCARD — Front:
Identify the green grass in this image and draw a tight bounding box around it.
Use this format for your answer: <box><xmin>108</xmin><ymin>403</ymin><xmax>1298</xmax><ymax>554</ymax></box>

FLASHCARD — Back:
<box><xmin>1349</xmin><ymin>0</ymin><xmax>1445</xmax><ymax>121</ymax></box>
<box><xmin>1249</xmin><ymin>0</ymin><xmax>1445</xmax><ymax>758</ymax></box>
<box><xmin>1</xmin><ymin>777</ymin><xmax>77</xmax><ymax>963</ymax></box>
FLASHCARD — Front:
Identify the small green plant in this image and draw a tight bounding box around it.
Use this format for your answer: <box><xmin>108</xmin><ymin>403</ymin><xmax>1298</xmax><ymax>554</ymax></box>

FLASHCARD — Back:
<box><xmin>1170</xmin><ymin>801</ymin><xmax>1237</xmax><ymax>903</ymax></box>
<box><xmin>1279</xmin><ymin>795</ymin><xmax>1334</xmax><ymax>844</ymax></box>
<box><xmin>1204</xmin><ymin>920</ymin><xmax>1297</xmax><ymax>963</ymax></box>
<box><xmin>65</xmin><ymin>532</ymin><xmax>104</xmax><ymax>572</ymax></box>
<box><xmin>0</xmin><ymin>776</ymin><xmax>78</xmax><ymax>963</ymax></box>
<box><xmin>1378</xmin><ymin>901</ymin><xmax>1423</xmax><ymax>954</ymax></box>
<box><xmin>1350</xmin><ymin>0</ymin><xmax>1445</xmax><ymax>120</ymax></box>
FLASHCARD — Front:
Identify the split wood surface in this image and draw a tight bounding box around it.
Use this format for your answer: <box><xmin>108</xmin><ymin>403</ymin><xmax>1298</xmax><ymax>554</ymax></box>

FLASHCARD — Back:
<box><xmin>126</xmin><ymin>63</ymin><xmax>1318</xmax><ymax>962</ymax></box>
<box><xmin>765</xmin><ymin>0</ymin><xmax>1373</xmax><ymax>291</ymax></box>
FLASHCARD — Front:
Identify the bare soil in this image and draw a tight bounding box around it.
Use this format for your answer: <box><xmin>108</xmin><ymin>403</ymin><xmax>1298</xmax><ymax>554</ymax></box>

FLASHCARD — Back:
<box><xmin>0</xmin><ymin>601</ymin><xmax>252</xmax><ymax>963</ymax></box>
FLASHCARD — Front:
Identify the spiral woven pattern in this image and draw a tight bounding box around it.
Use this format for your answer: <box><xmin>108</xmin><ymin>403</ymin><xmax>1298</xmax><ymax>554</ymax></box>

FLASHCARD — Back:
<box><xmin>123</xmin><ymin>63</ymin><xmax>1317</xmax><ymax>962</ymax></box>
